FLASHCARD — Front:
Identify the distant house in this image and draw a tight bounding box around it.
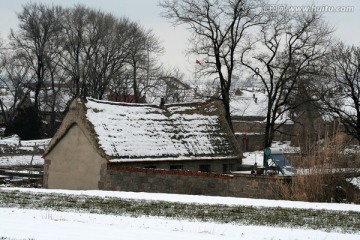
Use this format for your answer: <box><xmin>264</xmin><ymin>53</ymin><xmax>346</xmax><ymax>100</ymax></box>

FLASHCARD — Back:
<box><xmin>230</xmin><ymin>88</ymin><xmax>294</xmax><ymax>152</ymax></box>
<box><xmin>145</xmin><ymin>76</ymin><xmax>192</xmax><ymax>104</ymax></box>
<box><xmin>43</xmin><ymin>97</ymin><xmax>241</xmax><ymax>190</ymax></box>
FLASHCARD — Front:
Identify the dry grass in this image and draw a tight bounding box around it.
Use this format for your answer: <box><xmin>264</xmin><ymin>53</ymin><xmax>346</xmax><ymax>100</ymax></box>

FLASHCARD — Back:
<box><xmin>276</xmin><ymin>128</ymin><xmax>360</xmax><ymax>203</ymax></box>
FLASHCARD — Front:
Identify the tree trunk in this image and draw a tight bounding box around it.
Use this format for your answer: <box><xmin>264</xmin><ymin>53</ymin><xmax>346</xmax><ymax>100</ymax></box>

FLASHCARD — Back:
<box><xmin>264</xmin><ymin>95</ymin><xmax>273</xmax><ymax>149</ymax></box>
<box><xmin>34</xmin><ymin>69</ymin><xmax>43</xmax><ymax>111</ymax></box>
<box><xmin>133</xmin><ymin>63</ymin><xmax>139</xmax><ymax>103</ymax></box>
<box><xmin>50</xmin><ymin>71</ymin><xmax>56</xmax><ymax>136</ymax></box>
<box><xmin>0</xmin><ymin>99</ymin><xmax>8</xmax><ymax>127</ymax></box>
<box><xmin>218</xmin><ymin>75</ymin><xmax>233</xmax><ymax>132</ymax></box>
<box><xmin>221</xmin><ymin>90</ymin><xmax>233</xmax><ymax>132</ymax></box>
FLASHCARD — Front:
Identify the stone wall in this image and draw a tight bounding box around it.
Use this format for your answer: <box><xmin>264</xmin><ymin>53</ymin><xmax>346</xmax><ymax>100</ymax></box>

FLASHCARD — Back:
<box><xmin>99</xmin><ymin>166</ymin><xmax>291</xmax><ymax>199</ymax></box>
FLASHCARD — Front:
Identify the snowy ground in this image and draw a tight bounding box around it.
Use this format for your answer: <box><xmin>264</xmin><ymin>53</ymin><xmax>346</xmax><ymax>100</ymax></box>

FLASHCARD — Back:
<box><xmin>0</xmin><ymin>155</ymin><xmax>43</xmax><ymax>166</ymax></box>
<box><xmin>0</xmin><ymin>135</ymin><xmax>50</xmax><ymax>149</ymax></box>
<box><xmin>2</xmin><ymin>207</ymin><xmax>358</xmax><ymax>240</ymax></box>
<box><xmin>350</xmin><ymin>177</ymin><xmax>360</xmax><ymax>189</ymax></box>
<box><xmin>1</xmin><ymin>188</ymin><xmax>360</xmax><ymax>240</ymax></box>
<box><xmin>0</xmin><ymin>135</ymin><xmax>48</xmax><ymax>166</ymax></box>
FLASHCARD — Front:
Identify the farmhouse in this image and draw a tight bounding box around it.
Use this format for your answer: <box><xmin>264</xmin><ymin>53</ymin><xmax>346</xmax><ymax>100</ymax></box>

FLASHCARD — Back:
<box><xmin>43</xmin><ymin>97</ymin><xmax>242</xmax><ymax>190</ymax></box>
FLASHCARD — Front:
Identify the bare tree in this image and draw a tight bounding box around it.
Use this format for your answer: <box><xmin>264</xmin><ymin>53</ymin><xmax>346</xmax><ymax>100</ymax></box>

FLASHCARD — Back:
<box><xmin>5</xmin><ymin>3</ymin><xmax>169</xmax><ymax>137</ymax></box>
<box><xmin>241</xmin><ymin>11</ymin><xmax>332</xmax><ymax>148</ymax></box>
<box><xmin>126</xmin><ymin>23</ymin><xmax>164</xmax><ymax>103</ymax></box>
<box><xmin>154</xmin><ymin>66</ymin><xmax>188</xmax><ymax>103</ymax></box>
<box><xmin>59</xmin><ymin>5</ymin><xmax>89</xmax><ymax>97</ymax></box>
<box><xmin>160</xmin><ymin>0</ymin><xmax>265</xmax><ymax>130</ymax></box>
<box><xmin>320</xmin><ymin>42</ymin><xmax>360</xmax><ymax>144</ymax></box>
<box><xmin>83</xmin><ymin>11</ymin><xmax>131</xmax><ymax>99</ymax></box>
<box><xmin>60</xmin><ymin>6</ymin><xmax>156</xmax><ymax>101</ymax></box>
<box><xmin>0</xmin><ymin>53</ymin><xmax>33</xmax><ymax>126</ymax></box>
<box><xmin>141</xmin><ymin>30</ymin><xmax>165</xmax><ymax>98</ymax></box>
<box><xmin>10</xmin><ymin>3</ymin><xmax>64</xmax><ymax>111</ymax></box>
<box><xmin>42</xmin><ymin>35</ymin><xmax>68</xmax><ymax>136</ymax></box>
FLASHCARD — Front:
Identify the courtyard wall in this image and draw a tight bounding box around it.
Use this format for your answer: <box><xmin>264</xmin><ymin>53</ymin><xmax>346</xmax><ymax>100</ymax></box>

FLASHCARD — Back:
<box><xmin>99</xmin><ymin>166</ymin><xmax>291</xmax><ymax>199</ymax></box>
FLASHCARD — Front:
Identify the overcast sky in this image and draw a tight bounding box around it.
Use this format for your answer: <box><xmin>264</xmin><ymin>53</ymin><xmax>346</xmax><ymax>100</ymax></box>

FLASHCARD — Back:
<box><xmin>0</xmin><ymin>0</ymin><xmax>359</xmax><ymax>80</ymax></box>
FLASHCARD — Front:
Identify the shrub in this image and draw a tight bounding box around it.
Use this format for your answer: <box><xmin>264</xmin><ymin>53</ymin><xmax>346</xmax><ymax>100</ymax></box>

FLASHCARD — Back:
<box><xmin>276</xmin><ymin>128</ymin><xmax>360</xmax><ymax>203</ymax></box>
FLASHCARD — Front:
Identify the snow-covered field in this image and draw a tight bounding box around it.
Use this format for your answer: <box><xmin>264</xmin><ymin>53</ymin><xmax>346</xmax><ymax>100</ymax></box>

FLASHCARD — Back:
<box><xmin>2</xmin><ymin>207</ymin><xmax>358</xmax><ymax>240</ymax></box>
<box><xmin>0</xmin><ymin>135</ymin><xmax>48</xmax><ymax>166</ymax></box>
<box><xmin>0</xmin><ymin>155</ymin><xmax>43</xmax><ymax>166</ymax></box>
<box><xmin>0</xmin><ymin>135</ymin><xmax>50</xmax><ymax>149</ymax></box>
<box><xmin>1</xmin><ymin>188</ymin><xmax>360</xmax><ymax>240</ymax></box>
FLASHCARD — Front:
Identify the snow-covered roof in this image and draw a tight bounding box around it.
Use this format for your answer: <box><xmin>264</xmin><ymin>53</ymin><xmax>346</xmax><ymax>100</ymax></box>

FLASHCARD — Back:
<box><xmin>45</xmin><ymin>97</ymin><xmax>241</xmax><ymax>162</ymax></box>
<box><xmin>230</xmin><ymin>89</ymin><xmax>267</xmax><ymax>118</ymax></box>
<box><xmin>85</xmin><ymin>98</ymin><xmax>240</xmax><ymax>161</ymax></box>
<box><xmin>230</xmin><ymin>89</ymin><xmax>292</xmax><ymax>124</ymax></box>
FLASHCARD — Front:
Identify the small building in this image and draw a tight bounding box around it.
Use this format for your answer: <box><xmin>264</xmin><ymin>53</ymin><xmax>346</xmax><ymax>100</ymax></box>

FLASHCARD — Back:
<box><xmin>230</xmin><ymin>88</ymin><xmax>294</xmax><ymax>151</ymax></box>
<box><xmin>43</xmin><ymin>97</ymin><xmax>241</xmax><ymax>190</ymax></box>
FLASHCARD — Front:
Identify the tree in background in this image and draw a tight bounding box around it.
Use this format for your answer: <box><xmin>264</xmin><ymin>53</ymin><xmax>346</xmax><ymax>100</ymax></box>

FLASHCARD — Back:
<box><xmin>0</xmin><ymin>53</ymin><xmax>32</xmax><ymax>127</ymax></box>
<box><xmin>43</xmin><ymin>35</ymin><xmax>68</xmax><ymax>137</ymax></box>
<box><xmin>82</xmin><ymin>10</ymin><xmax>129</xmax><ymax>100</ymax></box>
<box><xmin>10</xmin><ymin>3</ymin><xmax>63</xmax><ymax>112</ymax></box>
<box><xmin>4</xmin><ymin>91</ymin><xmax>41</xmax><ymax>140</ymax></box>
<box><xmin>127</xmin><ymin>23</ymin><xmax>151</xmax><ymax>103</ymax></box>
<box><xmin>241</xmin><ymin>11</ymin><xmax>332</xmax><ymax>148</ymax></box>
<box><xmin>126</xmin><ymin>23</ymin><xmax>164</xmax><ymax>103</ymax></box>
<box><xmin>0</xmin><ymin>53</ymin><xmax>44</xmax><ymax>139</ymax></box>
<box><xmin>158</xmin><ymin>66</ymin><xmax>188</xmax><ymax>103</ymax></box>
<box><xmin>3</xmin><ymin>3</ymin><xmax>166</xmax><ymax>138</ymax></box>
<box><xmin>9</xmin><ymin>3</ymin><xmax>64</xmax><ymax>137</ymax></box>
<box><xmin>59</xmin><ymin>5</ymin><xmax>126</xmax><ymax>99</ymax></box>
<box><xmin>59</xmin><ymin>5</ymin><xmax>87</xmax><ymax>97</ymax></box>
<box><xmin>160</xmin><ymin>0</ymin><xmax>265</xmax><ymax>131</ymax></box>
<box><xmin>319</xmin><ymin>42</ymin><xmax>360</xmax><ymax>144</ymax></box>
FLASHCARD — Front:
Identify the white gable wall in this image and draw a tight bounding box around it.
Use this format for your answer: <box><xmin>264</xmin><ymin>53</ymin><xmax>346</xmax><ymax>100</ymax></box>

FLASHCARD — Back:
<box><xmin>46</xmin><ymin>124</ymin><xmax>106</xmax><ymax>190</ymax></box>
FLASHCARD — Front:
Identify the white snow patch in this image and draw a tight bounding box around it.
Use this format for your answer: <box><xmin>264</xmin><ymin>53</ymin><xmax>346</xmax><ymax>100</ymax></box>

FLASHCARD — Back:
<box><xmin>230</xmin><ymin>90</ymin><xmax>267</xmax><ymax>117</ymax></box>
<box><xmin>349</xmin><ymin>177</ymin><xmax>360</xmax><ymax>190</ymax></box>
<box><xmin>2</xmin><ymin>207</ymin><xmax>358</xmax><ymax>240</ymax></box>
<box><xmin>230</xmin><ymin>89</ymin><xmax>292</xmax><ymax>124</ymax></box>
<box><xmin>0</xmin><ymin>155</ymin><xmax>43</xmax><ymax>166</ymax></box>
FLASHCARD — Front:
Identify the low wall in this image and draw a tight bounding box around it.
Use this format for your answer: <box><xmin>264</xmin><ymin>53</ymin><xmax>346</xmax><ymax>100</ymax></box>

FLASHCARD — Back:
<box><xmin>99</xmin><ymin>166</ymin><xmax>291</xmax><ymax>199</ymax></box>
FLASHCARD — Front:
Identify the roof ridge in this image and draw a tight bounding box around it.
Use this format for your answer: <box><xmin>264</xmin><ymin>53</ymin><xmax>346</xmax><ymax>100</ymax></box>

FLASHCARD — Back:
<box><xmin>86</xmin><ymin>97</ymin><xmax>217</xmax><ymax>108</ymax></box>
<box><xmin>86</xmin><ymin>97</ymin><xmax>158</xmax><ymax>108</ymax></box>
<box><xmin>164</xmin><ymin>100</ymin><xmax>215</xmax><ymax>108</ymax></box>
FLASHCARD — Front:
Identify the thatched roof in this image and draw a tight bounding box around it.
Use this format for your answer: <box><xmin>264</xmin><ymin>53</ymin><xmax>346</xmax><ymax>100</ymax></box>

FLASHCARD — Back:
<box><xmin>44</xmin><ymin>97</ymin><xmax>241</xmax><ymax>162</ymax></box>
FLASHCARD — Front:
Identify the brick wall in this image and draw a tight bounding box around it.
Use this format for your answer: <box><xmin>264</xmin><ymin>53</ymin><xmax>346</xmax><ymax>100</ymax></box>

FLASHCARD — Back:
<box><xmin>99</xmin><ymin>166</ymin><xmax>291</xmax><ymax>199</ymax></box>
